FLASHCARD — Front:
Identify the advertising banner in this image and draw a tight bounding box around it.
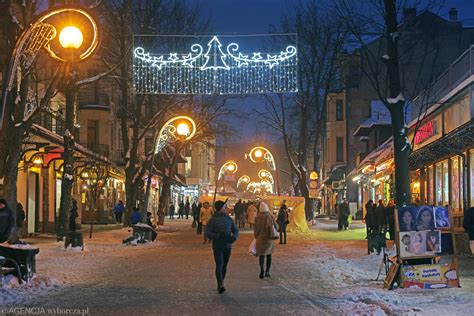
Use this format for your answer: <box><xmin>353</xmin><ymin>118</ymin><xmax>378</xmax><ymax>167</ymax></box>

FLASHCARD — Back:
<box><xmin>401</xmin><ymin>263</ymin><xmax>459</xmax><ymax>289</ymax></box>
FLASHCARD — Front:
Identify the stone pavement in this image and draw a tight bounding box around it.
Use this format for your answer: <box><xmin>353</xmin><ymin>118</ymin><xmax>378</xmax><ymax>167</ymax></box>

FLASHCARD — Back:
<box><xmin>3</xmin><ymin>219</ymin><xmax>474</xmax><ymax>316</ymax></box>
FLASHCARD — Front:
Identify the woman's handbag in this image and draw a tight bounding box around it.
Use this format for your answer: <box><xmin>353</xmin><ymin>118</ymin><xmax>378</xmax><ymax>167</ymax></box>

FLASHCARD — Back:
<box><xmin>248</xmin><ymin>238</ymin><xmax>257</xmax><ymax>256</ymax></box>
<box><xmin>271</xmin><ymin>223</ymin><xmax>279</xmax><ymax>240</ymax></box>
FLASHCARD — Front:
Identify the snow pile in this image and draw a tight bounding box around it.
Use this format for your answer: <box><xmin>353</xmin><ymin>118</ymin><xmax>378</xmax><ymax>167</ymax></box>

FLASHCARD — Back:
<box><xmin>1</xmin><ymin>275</ymin><xmax>61</xmax><ymax>306</ymax></box>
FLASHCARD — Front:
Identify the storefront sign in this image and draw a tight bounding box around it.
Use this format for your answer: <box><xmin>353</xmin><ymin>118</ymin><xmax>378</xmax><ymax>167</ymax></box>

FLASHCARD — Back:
<box><xmin>401</xmin><ymin>263</ymin><xmax>459</xmax><ymax>289</ymax></box>
<box><xmin>414</xmin><ymin>120</ymin><xmax>436</xmax><ymax>145</ymax></box>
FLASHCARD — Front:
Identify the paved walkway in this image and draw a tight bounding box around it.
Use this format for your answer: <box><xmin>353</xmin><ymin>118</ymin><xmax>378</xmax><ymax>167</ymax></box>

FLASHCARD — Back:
<box><xmin>3</xmin><ymin>219</ymin><xmax>474</xmax><ymax>315</ymax></box>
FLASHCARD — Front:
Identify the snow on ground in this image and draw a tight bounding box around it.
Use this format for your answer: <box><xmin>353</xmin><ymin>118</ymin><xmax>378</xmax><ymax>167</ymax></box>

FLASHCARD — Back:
<box><xmin>0</xmin><ymin>221</ymin><xmax>473</xmax><ymax>315</ymax></box>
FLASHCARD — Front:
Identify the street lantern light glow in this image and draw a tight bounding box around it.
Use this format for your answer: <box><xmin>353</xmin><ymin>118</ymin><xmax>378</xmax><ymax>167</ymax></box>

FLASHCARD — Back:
<box><xmin>176</xmin><ymin>122</ymin><xmax>191</xmax><ymax>137</ymax></box>
<box><xmin>218</xmin><ymin>160</ymin><xmax>238</xmax><ymax>180</ymax></box>
<box><xmin>227</xmin><ymin>164</ymin><xmax>235</xmax><ymax>172</ymax></box>
<box><xmin>254</xmin><ymin>149</ymin><xmax>263</xmax><ymax>158</ymax></box>
<box><xmin>59</xmin><ymin>26</ymin><xmax>83</xmax><ymax>49</ymax></box>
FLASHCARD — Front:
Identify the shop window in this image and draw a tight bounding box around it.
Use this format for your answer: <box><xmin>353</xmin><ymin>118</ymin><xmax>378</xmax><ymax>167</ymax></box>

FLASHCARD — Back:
<box><xmin>451</xmin><ymin>157</ymin><xmax>460</xmax><ymax>212</ymax></box>
<box><xmin>442</xmin><ymin>160</ymin><xmax>449</xmax><ymax>205</ymax></box>
<box><xmin>428</xmin><ymin>165</ymin><xmax>434</xmax><ymax>205</ymax></box>
<box><xmin>435</xmin><ymin>163</ymin><xmax>442</xmax><ymax>205</ymax></box>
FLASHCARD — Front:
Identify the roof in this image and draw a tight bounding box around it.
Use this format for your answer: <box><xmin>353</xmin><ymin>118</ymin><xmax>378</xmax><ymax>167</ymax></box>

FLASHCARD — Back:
<box><xmin>353</xmin><ymin>100</ymin><xmax>391</xmax><ymax>136</ymax></box>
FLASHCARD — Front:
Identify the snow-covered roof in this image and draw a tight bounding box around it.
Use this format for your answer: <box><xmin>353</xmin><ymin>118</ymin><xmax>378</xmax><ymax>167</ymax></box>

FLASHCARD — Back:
<box><xmin>353</xmin><ymin>100</ymin><xmax>391</xmax><ymax>136</ymax></box>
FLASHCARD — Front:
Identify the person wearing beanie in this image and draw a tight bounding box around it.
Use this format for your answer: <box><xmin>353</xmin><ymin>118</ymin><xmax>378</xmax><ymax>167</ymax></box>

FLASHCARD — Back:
<box><xmin>205</xmin><ymin>200</ymin><xmax>239</xmax><ymax>293</ymax></box>
<box><xmin>254</xmin><ymin>202</ymin><xmax>276</xmax><ymax>279</ymax></box>
<box><xmin>0</xmin><ymin>198</ymin><xmax>14</xmax><ymax>243</ymax></box>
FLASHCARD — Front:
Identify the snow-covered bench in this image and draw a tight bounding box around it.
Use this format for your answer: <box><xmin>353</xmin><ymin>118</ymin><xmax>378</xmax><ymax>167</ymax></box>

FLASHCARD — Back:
<box><xmin>123</xmin><ymin>223</ymin><xmax>156</xmax><ymax>244</ymax></box>
<box><xmin>0</xmin><ymin>243</ymin><xmax>40</xmax><ymax>283</ymax></box>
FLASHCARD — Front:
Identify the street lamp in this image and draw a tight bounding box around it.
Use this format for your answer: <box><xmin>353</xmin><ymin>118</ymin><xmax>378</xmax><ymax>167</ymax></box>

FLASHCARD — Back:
<box><xmin>237</xmin><ymin>175</ymin><xmax>250</xmax><ymax>188</ymax></box>
<box><xmin>213</xmin><ymin>160</ymin><xmax>238</xmax><ymax>203</ymax></box>
<box><xmin>59</xmin><ymin>26</ymin><xmax>83</xmax><ymax>49</ymax></box>
<box><xmin>247</xmin><ymin>146</ymin><xmax>280</xmax><ymax>195</ymax></box>
<box><xmin>143</xmin><ymin>115</ymin><xmax>196</xmax><ymax>224</ymax></box>
<box><xmin>258</xmin><ymin>169</ymin><xmax>275</xmax><ymax>194</ymax></box>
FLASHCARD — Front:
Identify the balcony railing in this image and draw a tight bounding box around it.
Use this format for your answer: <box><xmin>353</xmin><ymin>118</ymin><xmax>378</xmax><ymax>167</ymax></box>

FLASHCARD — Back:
<box><xmin>34</xmin><ymin>110</ymin><xmax>79</xmax><ymax>140</ymax></box>
<box><xmin>416</xmin><ymin>45</ymin><xmax>474</xmax><ymax>105</ymax></box>
<box><xmin>78</xmin><ymin>90</ymin><xmax>110</xmax><ymax>108</ymax></box>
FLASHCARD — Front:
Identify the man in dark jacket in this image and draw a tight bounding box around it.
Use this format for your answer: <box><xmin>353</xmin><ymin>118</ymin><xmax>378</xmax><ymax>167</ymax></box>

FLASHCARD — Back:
<box><xmin>340</xmin><ymin>199</ymin><xmax>351</xmax><ymax>230</ymax></box>
<box><xmin>463</xmin><ymin>207</ymin><xmax>474</xmax><ymax>254</ymax></box>
<box><xmin>375</xmin><ymin>200</ymin><xmax>386</xmax><ymax>234</ymax></box>
<box><xmin>0</xmin><ymin>198</ymin><xmax>14</xmax><ymax>243</ymax></box>
<box><xmin>206</xmin><ymin>200</ymin><xmax>239</xmax><ymax>294</ymax></box>
<box><xmin>233</xmin><ymin>199</ymin><xmax>243</xmax><ymax>228</ymax></box>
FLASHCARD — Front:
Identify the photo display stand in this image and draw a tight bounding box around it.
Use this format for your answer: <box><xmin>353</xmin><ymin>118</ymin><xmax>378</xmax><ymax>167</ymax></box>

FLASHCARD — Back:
<box><xmin>388</xmin><ymin>205</ymin><xmax>460</xmax><ymax>289</ymax></box>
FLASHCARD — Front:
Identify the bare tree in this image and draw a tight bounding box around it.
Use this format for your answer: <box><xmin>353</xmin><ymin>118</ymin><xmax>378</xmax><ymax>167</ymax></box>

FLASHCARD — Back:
<box><xmin>335</xmin><ymin>0</ymin><xmax>459</xmax><ymax>206</ymax></box>
<box><xmin>99</xmin><ymin>0</ymin><xmax>210</xmax><ymax>225</ymax></box>
<box><xmin>262</xmin><ymin>1</ymin><xmax>350</xmax><ymax>219</ymax></box>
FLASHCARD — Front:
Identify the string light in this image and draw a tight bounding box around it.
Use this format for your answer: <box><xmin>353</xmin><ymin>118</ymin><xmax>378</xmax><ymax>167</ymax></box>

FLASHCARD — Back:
<box><xmin>133</xmin><ymin>35</ymin><xmax>298</xmax><ymax>94</ymax></box>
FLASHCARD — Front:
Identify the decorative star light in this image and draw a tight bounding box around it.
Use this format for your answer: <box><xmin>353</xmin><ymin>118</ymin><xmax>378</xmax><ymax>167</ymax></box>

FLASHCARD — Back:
<box><xmin>133</xmin><ymin>35</ymin><xmax>298</xmax><ymax>94</ymax></box>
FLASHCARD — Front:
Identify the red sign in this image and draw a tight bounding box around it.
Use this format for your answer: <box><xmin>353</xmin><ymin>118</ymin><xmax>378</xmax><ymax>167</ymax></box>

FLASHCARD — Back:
<box><xmin>414</xmin><ymin>121</ymin><xmax>436</xmax><ymax>145</ymax></box>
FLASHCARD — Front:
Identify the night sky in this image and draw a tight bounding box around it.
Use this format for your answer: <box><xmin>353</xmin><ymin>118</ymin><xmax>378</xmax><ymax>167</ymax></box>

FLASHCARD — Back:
<box><xmin>194</xmin><ymin>0</ymin><xmax>474</xmax><ymax>145</ymax></box>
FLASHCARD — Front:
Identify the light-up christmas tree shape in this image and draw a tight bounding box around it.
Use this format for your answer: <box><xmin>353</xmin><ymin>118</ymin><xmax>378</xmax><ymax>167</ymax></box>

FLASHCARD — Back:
<box><xmin>201</xmin><ymin>36</ymin><xmax>230</xmax><ymax>70</ymax></box>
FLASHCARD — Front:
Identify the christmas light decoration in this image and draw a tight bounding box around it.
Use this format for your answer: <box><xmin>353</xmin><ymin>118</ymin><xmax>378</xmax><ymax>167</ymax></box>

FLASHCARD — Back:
<box><xmin>218</xmin><ymin>160</ymin><xmax>238</xmax><ymax>180</ymax></box>
<box><xmin>133</xmin><ymin>35</ymin><xmax>298</xmax><ymax>94</ymax></box>
<box><xmin>237</xmin><ymin>175</ymin><xmax>250</xmax><ymax>188</ymax></box>
<box><xmin>155</xmin><ymin>115</ymin><xmax>196</xmax><ymax>153</ymax></box>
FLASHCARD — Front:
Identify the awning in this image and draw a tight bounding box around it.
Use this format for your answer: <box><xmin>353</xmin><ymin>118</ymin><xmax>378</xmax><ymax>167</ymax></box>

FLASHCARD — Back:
<box><xmin>409</xmin><ymin>120</ymin><xmax>474</xmax><ymax>170</ymax></box>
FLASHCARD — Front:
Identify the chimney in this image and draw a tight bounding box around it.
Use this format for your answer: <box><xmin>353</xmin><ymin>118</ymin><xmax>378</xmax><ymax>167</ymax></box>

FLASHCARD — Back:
<box><xmin>449</xmin><ymin>8</ymin><xmax>458</xmax><ymax>21</ymax></box>
<box><xmin>404</xmin><ymin>8</ymin><xmax>416</xmax><ymax>23</ymax></box>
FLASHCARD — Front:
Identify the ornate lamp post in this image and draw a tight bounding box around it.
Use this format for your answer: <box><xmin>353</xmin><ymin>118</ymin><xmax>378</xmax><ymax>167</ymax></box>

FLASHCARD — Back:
<box><xmin>236</xmin><ymin>175</ymin><xmax>250</xmax><ymax>189</ymax></box>
<box><xmin>248</xmin><ymin>146</ymin><xmax>280</xmax><ymax>195</ymax></box>
<box><xmin>213</xmin><ymin>160</ymin><xmax>238</xmax><ymax>203</ymax></box>
<box><xmin>143</xmin><ymin>115</ymin><xmax>196</xmax><ymax>223</ymax></box>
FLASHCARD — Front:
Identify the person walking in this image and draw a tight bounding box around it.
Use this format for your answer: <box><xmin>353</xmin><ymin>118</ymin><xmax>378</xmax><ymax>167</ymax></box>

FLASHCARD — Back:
<box><xmin>364</xmin><ymin>200</ymin><xmax>377</xmax><ymax>235</ymax></box>
<box><xmin>0</xmin><ymin>199</ymin><xmax>14</xmax><ymax>243</ymax></box>
<box><xmin>113</xmin><ymin>200</ymin><xmax>125</xmax><ymax>224</ymax></box>
<box><xmin>169</xmin><ymin>203</ymin><xmax>175</xmax><ymax>220</ymax></box>
<box><xmin>69</xmin><ymin>199</ymin><xmax>78</xmax><ymax>232</ymax></box>
<box><xmin>200</xmin><ymin>202</ymin><xmax>213</xmax><ymax>244</ymax></box>
<box><xmin>277</xmin><ymin>201</ymin><xmax>289</xmax><ymax>244</ymax></box>
<box><xmin>205</xmin><ymin>200</ymin><xmax>239</xmax><ymax>293</ymax></box>
<box><xmin>178</xmin><ymin>200</ymin><xmax>184</xmax><ymax>219</ymax></box>
<box><xmin>16</xmin><ymin>203</ymin><xmax>25</xmax><ymax>238</ymax></box>
<box><xmin>385</xmin><ymin>199</ymin><xmax>396</xmax><ymax>240</ymax></box>
<box><xmin>247</xmin><ymin>202</ymin><xmax>257</xmax><ymax>228</ymax></box>
<box><xmin>254</xmin><ymin>202</ymin><xmax>276</xmax><ymax>279</ymax></box>
<box><xmin>233</xmin><ymin>199</ymin><xmax>243</xmax><ymax>228</ymax></box>
<box><xmin>184</xmin><ymin>198</ymin><xmax>190</xmax><ymax>219</ymax></box>
<box><xmin>375</xmin><ymin>199</ymin><xmax>386</xmax><ymax>234</ymax></box>
<box><xmin>340</xmin><ymin>199</ymin><xmax>351</xmax><ymax>230</ymax></box>
<box><xmin>196</xmin><ymin>202</ymin><xmax>203</xmax><ymax>234</ymax></box>
<box><xmin>191</xmin><ymin>201</ymin><xmax>198</xmax><ymax>227</ymax></box>
<box><xmin>463</xmin><ymin>207</ymin><xmax>474</xmax><ymax>254</ymax></box>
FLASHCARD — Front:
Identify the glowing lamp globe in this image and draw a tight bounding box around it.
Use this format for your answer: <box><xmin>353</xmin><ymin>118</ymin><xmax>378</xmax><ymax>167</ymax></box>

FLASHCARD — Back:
<box><xmin>227</xmin><ymin>164</ymin><xmax>235</xmax><ymax>172</ymax></box>
<box><xmin>176</xmin><ymin>122</ymin><xmax>191</xmax><ymax>137</ymax></box>
<box><xmin>254</xmin><ymin>149</ymin><xmax>263</xmax><ymax>158</ymax></box>
<box><xmin>59</xmin><ymin>26</ymin><xmax>83</xmax><ymax>49</ymax></box>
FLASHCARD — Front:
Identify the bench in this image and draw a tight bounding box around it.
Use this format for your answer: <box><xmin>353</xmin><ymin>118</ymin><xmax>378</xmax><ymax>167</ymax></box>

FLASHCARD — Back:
<box><xmin>0</xmin><ymin>243</ymin><xmax>40</xmax><ymax>283</ymax></box>
<box><xmin>123</xmin><ymin>223</ymin><xmax>156</xmax><ymax>244</ymax></box>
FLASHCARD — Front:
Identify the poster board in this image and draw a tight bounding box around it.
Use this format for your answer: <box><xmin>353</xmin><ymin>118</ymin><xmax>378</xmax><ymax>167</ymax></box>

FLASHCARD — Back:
<box><xmin>392</xmin><ymin>205</ymin><xmax>459</xmax><ymax>289</ymax></box>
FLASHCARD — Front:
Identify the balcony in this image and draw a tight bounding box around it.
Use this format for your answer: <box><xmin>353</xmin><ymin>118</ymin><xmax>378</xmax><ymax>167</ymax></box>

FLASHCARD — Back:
<box><xmin>77</xmin><ymin>90</ymin><xmax>110</xmax><ymax>110</ymax></box>
<box><xmin>34</xmin><ymin>110</ymin><xmax>79</xmax><ymax>140</ymax></box>
<box><xmin>80</xmin><ymin>143</ymin><xmax>110</xmax><ymax>158</ymax></box>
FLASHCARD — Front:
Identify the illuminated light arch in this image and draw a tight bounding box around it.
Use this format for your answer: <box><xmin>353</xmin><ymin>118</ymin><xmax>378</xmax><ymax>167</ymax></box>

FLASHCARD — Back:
<box><xmin>248</xmin><ymin>146</ymin><xmax>276</xmax><ymax>171</ymax></box>
<box><xmin>218</xmin><ymin>160</ymin><xmax>238</xmax><ymax>180</ymax></box>
<box><xmin>237</xmin><ymin>175</ymin><xmax>251</xmax><ymax>188</ymax></box>
<box><xmin>155</xmin><ymin>115</ymin><xmax>196</xmax><ymax>154</ymax></box>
